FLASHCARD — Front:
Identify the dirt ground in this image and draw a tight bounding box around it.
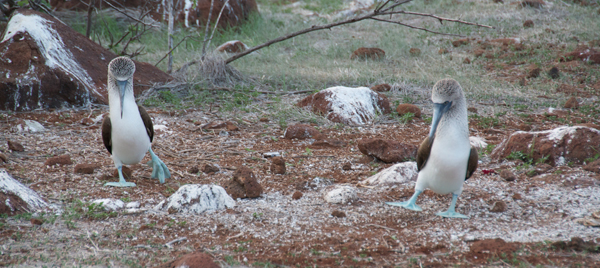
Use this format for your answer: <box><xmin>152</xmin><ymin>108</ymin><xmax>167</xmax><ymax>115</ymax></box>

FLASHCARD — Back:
<box><xmin>1</xmin><ymin>95</ymin><xmax>599</xmax><ymax>267</ymax></box>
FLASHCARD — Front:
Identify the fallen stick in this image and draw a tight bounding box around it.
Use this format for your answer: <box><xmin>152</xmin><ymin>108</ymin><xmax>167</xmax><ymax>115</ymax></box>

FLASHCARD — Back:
<box><xmin>165</xmin><ymin>237</ymin><xmax>188</xmax><ymax>248</ymax></box>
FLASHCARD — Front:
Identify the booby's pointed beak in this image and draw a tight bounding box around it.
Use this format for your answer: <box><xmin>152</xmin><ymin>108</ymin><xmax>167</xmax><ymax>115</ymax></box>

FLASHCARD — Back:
<box><xmin>117</xmin><ymin>80</ymin><xmax>128</xmax><ymax>119</ymax></box>
<box><xmin>428</xmin><ymin>101</ymin><xmax>452</xmax><ymax>140</ymax></box>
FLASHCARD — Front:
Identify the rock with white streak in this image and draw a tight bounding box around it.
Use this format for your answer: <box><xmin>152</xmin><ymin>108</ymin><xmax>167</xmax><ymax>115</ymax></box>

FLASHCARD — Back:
<box><xmin>13</xmin><ymin>119</ymin><xmax>46</xmax><ymax>133</ymax></box>
<box><xmin>0</xmin><ymin>9</ymin><xmax>172</xmax><ymax>111</ymax></box>
<box><xmin>492</xmin><ymin>126</ymin><xmax>600</xmax><ymax>166</ymax></box>
<box><xmin>323</xmin><ymin>185</ymin><xmax>358</xmax><ymax>204</ymax></box>
<box><xmin>0</xmin><ymin>169</ymin><xmax>47</xmax><ymax>215</ymax></box>
<box><xmin>362</xmin><ymin>162</ymin><xmax>418</xmax><ymax>185</ymax></box>
<box><xmin>297</xmin><ymin>86</ymin><xmax>392</xmax><ymax>125</ymax></box>
<box><xmin>157</xmin><ymin>185</ymin><xmax>235</xmax><ymax>214</ymax></box>
<box><xmin>92</xmin><ymin>198</ymin><xmax>125</xmax><ymax>211</ymax></box>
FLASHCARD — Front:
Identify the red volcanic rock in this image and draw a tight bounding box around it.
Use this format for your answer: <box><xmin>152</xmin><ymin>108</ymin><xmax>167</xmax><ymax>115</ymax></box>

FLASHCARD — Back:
<box><xmin>74</xmin><ymin>164</ymin><xmax>98</xmax><ymax>174</ymax></box>
<box><xmin>201</xmin><ymin>121</ymin><xmax>239</xmax><ymax>131</ymax></box>
<box><xmin>50</xmin><ymin>0</ymin><xmax>258</xmax><ymax>29</ymax></box>
<box><xmin>470</xmin><ymin>238</ymin><xmax>518</xmax><ymax>255</ymax></box>
<box><xmin>523</xmin><ymin>20</ymin><xmax>534</xmax><ymax>28</ymax></box>
<box><xmin>297</xmin><ymin>86</ymin><xmax>391</xmax><ymax>125</ymax></box>
<box><xmin>396</xmin><ymin>104</ymin><xmax>421</xmax><ymax>118</ymax></box>
<box><xmin>564</xmin><ymin>96</ymin><xmax>579</xmax><ymax>109</ymax></box>
<box><xmin>270</xmin><ymin>156</ymin><xmax>286</xmax><ymax>175</ymax></box>
<box><xmin>158</xmin><ymin>252</ymin><xmax>220</xmax><ymax>268</ymax></box>
<box><xmin>202</xmin><ymin>164</ymin><xmax>220</xmax><ymax>174</ymax></box>
<box><xmin>560</xmin><ymin>46</ymin><xmax>600</xmax><ymax>64</ymax></box>
<box><xmin>0</xmin><ymin>9</ymin><xmax>172</xmax><ymax>111</ymax></box>
<box><xmin>292</xmin><ymin>191</ymin><xmax>303</xmax><ymax>200</ymax></box>
<box><xmin>491</xmin><ymin>126</ymin><xmax>600</xmax><ymax>166</ymax></box>
<box><xmin>44</xmin><ymin>155</ymin><xmax>72</xmax><ymax>166</ymax></box>
<box><xmin>452</xmin><ymin>38</ymin><xmax>469</xmax><ymax>47</ymax></box>
<box><xmin>357</xmin><ymin>138</ymin><xmax>417</xmax><ymax>163</ymax></box>
<box><xmin>350</xmin><ymin>47</ymin><xmax>385</xmax><ymax>60</ymax></box>
<box><xmin>370</xmin><ymin>83</ymin><xmax>391</xmax><ymax>92</ymax></box>
<box><xmin>284</xmin><ymin>124</ymin><xmax>325</xmax><ymax>140</ymax></box>
<box><xmin>216</xmin><ymin>40</ymin><xmax>250</xmax><ymax>53</ymax></box>
<box><xmin>7</xmin><ymin>140</ymin><xmax>24</xmax><ymax>152</ymax></box>
<box><xmin>224</xmin><ymin>166</ymin><xmax>263</xmax><ymax>199</ymax></box>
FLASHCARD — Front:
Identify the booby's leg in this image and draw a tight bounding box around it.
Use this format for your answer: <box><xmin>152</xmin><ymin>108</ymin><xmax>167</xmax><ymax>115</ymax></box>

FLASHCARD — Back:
<box><xmin>436</xmin><ymin>193</ymin><xmax>469</xmax><ymax>219</ymax></box>
<box><xmin>104</xmin><ymin>166</ymin><xmax>136</xmax><ymax>187</ymax></box>
<box><xmin>386</xmin><ymin>190</ymin><xmax>423</xmax><ymax>211</ymax></box>
<box><xmin>146</xmin><ymin>148</ymin><xmax>171</xmax><ymax>184</ymax></box>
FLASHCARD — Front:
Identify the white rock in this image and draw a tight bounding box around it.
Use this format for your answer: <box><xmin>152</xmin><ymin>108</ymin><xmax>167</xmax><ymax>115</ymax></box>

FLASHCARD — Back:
<box><xmin>323</xmin><ymin>185</ymin><xmax>358</xmax><ymax>204</ymax></box>
<box><xmin>362</xmin><ymin>162</ymin><xmax>418</xmax><ymax>185</ymax></box>
<box><xmin>92</xmin><ymin>198</ymin><xmax>124</xmax><ymax>211</ymax></box>
<box><xmin>156</xmin><ymin>184</ymin><xmax>235</xmax><ymax>214</ymax></box>
<box><xmin>126</xmin><ymin>201</ymin><xmax>140</xmax><ymax>209</ymax></box>
<box><xmin>0</xmin><ymin>169</ymin><xmax>47</xmax><ymax>212</ymax></box>
<box><xmin>13</xmin><ymin>119</ymin><xmax>46</xmax><ymax>133</ymax></box>
<box><xmin>317</xmin><ymin>86</ymin><xmax>387</xmax><ymax>125</ymax></box>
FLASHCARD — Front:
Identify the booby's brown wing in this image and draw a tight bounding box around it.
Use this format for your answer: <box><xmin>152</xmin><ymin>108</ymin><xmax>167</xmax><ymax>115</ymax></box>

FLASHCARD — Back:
<box><xmin>138</xmin><ymin>105</ymin><xmax>154</xmax><ymax>143</ymax></box>
<box><xmin>465</xmin><ymin>147</ymin><xmax>478</xmax><ymax>181</ymax></box>
<box><xmin>101</xmin><ymin>115</ymin><xmax>112</xmax><ymax>154</ymax></box>
<box><xmin>416</xmin><ymin>136</ymin><xmax>433</xmax><ymax>171</ymax></box>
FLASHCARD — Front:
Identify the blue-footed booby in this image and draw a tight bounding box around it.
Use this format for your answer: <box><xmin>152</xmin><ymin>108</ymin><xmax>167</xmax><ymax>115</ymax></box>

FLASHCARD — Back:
<box><xmin>102</xmin><ymin>57</ymin><xmax>171</xmax><ymax>187</ymax></box>
<box><xmin>387</xmin><ymin>78</ymin><xmax>478</xmax><ymax>218</ymax></box>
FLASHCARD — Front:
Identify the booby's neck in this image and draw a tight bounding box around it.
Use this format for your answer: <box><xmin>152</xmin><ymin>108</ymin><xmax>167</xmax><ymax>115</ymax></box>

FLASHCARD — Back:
<box><xmin>435</xmin><ymin>97</ymin><xmax>469</xmax><ymax>139</ymax></box>
<box><xmin>108</xmin><ymin>88</ymin><xmax>138</xmax><ymax>121</ymax></box>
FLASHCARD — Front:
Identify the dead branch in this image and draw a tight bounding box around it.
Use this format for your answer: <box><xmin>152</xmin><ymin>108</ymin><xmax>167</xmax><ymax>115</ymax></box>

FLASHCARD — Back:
<box><xmin>200</xmin><ymin>0</ymin><xmax>215</xmax><ymax>60</ymax></box>
<box><xmin>155</xmin><ymin>35</ymin><xmax>195</xmax><ymax>66</ymax></box>
<box><xmin>102</xmin><ymin>0</ymin><xmax>159</xmax><ymax>28</ymax></box>
<box><xmin>205</xmin><ymin>0</ymin><xmax>229</xmax><ymax>52</ymax></box>
<box><xmin>222</xmin><ymin>0</ymin><xmax>493</xmax><ymax>64</ymax></box>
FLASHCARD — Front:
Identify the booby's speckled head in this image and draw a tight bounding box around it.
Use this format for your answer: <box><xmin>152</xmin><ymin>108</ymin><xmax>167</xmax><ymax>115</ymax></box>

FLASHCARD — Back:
<box><xmin>108</xmin><ymin>57</ymin><xmax>135</xmax><ymax>118</ymax></box>
<box><xmin>431</xmin><ymin>78</ymin><xmax>463</xmax><ymax>104</ymax></box>
<box><xmin>428</xmin><ymin>78</ymin><xmax>464</xmax><ymax>139</ymax></box>
<box><xmin>108</xmin><ymin>56</ymin><xmax>136</xmax><ymax>81</ymax></box>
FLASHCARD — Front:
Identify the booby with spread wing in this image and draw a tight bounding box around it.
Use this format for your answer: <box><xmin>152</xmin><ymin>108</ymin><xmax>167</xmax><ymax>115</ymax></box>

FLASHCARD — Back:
<box><xmin>102</xmin><ymin>56</ymin><xmax>171</xmax><ymax>187</ymax></box>
<box><xmin>387</xmin><ymin>78</ymin><xmax>478</xmax><ymax>218</ymax></box>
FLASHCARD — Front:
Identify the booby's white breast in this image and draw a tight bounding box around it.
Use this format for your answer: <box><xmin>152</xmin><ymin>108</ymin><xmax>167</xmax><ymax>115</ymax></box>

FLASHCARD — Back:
<box><xmin>415</xmin><ymin>123</ymin><xmax>470</xmax><ymax>195</ymax></box>
<box><xmin>109</xmin><ymin>93</ymin><xmax>150</xmax><ymax>166</ymax></box>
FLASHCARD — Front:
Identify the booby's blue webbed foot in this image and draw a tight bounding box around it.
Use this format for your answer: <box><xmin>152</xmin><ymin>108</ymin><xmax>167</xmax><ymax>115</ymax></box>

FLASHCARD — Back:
<box><xmin>146</xmin><ymin>148</ymin><xmax>171</xmax><ymax>184</ymax></box>
<box><xmin>436</xmin><ymin>193</ymin><xmax>469</xmax><ymax>219</ymax></box>
<box><xmin>386</xmin><ymin>190</ymin><xmax>423</xmax><ymax>211</ymax></box>
<box><xmin>104</xmin><ymin>166</ymin><xmax>136</xmax><ymax>187</ymax></box>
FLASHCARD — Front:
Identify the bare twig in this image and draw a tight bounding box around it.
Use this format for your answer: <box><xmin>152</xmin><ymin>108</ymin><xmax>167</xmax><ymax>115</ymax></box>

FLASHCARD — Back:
<box><xmin>165</xmin><ymin>236</ymin><xmax>187</xmax><ymax>248</ymax></box>
<box><xmin>167</xmin><ymin>0</ymin><xmax>174</xmax><ymax>73</ymax></box>
<box><xmin>223</xmin><ymin>0</ymin><xmax>493</xmax><ymax>64</ymax></box>
<box><xmin>380</xmin><ymin>10</ymin><xmax>495</xmax><ymax>29</ymax></box>
<box><xmin>366</xmin><ymin>223</ymin><xmax>398</xmax><ymax>232</ymax></box>
<box><xmin>200</xmin><ymin>0</ymin><xmax>215</xmax><ymax>60</ymax></box>
<box><xmin>85</xmin><ymin>0</ymin><xmax>95</xmax><ymax>38</ymax></box>
<box><xmin>102</xmin><ymin>0</ymin><xmax>158</xmax><ymax>27</ymax></box>
<box><xmin>155</xmin><ymin>35</ymin><xmax>195</xmax><ymax>66</ymax></box>
<box><xmin>370</xmin><ymin>17</ymin><xmax>462</xmax><ymax>37</ymax></box>
<box><xmin>206</xmin><ymin>0</ymin><xmax>229</xmax><ymax>51</ymax></box>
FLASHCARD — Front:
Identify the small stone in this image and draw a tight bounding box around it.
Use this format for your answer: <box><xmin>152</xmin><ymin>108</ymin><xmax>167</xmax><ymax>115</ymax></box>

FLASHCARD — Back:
<box><xmin>467</xmin><ymin>107</ymin><xmax>478</xmax><ymax>113</ymax></box>
<box><xmin>202</xmin><ymin>164</ymin><xmax>220</xmax><ymax>174</ymax></box>
<box><xmin>224</xmin><ymin>166</ymin><xmax>263</xmax><ymax>199</ymax></box>
<box><xmin>74</xmin><ymin>164</ymin><xmax>97</xmax><ymax>174</ymax></box>
<box><xmin>564</xmin><ymin>97</ymin><xmax>579</xmax><ymax>109</ymax></box>
<box><xmin>284</xmin><ymin>124</ymin><xmax>325</xmax><ymax>140</ymax></box>
<box><xmin>350</xmin><ymin>47</ymin><xmax>386</xmax><ymax>60</ymax></box>
<box><xmin>396</xmin><ymin>104</ymin><xmax>421</xmax><ymax>118</ymax></box>
<box><xmin>512</xmin><ymin>193</ymin><xmax>522</xmax><ymax>200</ymax></box>
<box><xmin>92</xmin><ymin>198</ymin><xmax>125</xmax><ymax>211</ymax></box>
<box><xmin>324</xmin><ymin>185</ymin><xmax>358</xmax><ymax>204</ymax></box>
<box><xmin>157</xmin><ymin>185</ymin><xmax>235</xmax><ymax>214</ymax></box>
<box><xmin>499</xmin><ymin>169</ymin><xmax>516</xmax><ymax>181</ymax></box>
<box><xmin>535</xmin><ymin>163</ymin><xmax>553</xmax><ymax>174</ymax></box>
<box><xmin>44</xmin><ymin>155</ymin><xmax>72</xmax><ymax>166</ymax></box>
<box><xmin>523</xmin><ymin>20</ymin><xmax>534</xmax><ymax>28</ymax></box>
<box><xmin>473</xmin><ymin>49</ymin><xmax>485</xmax><ymax>57</ymax></box>
<box><xmin>370</xmin><ymin>83</ymin><xmax>391</xmax><ymax>92</ymax></box>
<box><xmin>438</xmin><ymin>48</ymin><xmax>449</xmax><ymax>54</ymax></box>
<box><xmin>292</xmin><ymin>191</ymin><xmax>303</xmax><ymax>200</ymax></box>
<box><xmin>188</xmin><ymin>166</ymin><xmax>200</xmax><ymax>174</ymax></box>
<box><xmin>548</xmin><ymin>66</ymin><xmax>560</xmax><ymax>79</ymax></box>
<box><xmin>259</xmin><ymin>117</ymin><xmax>269</xmax><ymax>122</ymax></box>
<box><xmin>30</xmin><ymin>218</ymin><xmax>43</xmax><ymax>225</ymax></box>
<box><xmin>270</xmin><ymin>156</ymin><xmax>286</xmax><ymax>175</ymax></box>
<box><xmin>463</xmin><ymin>57</ymin><xmax>471</xmax><ymax>64</ymax></box>
<box><xmin>409</xmin><ymin>48</ymin><xmax>421</xmax><ymax>55</ymax></box>
<box><xmin>490</xmin><ymin>201</ymin><xmax>508</xmax><ymax>212</ymax></box>
<box><xmin>452</xmin><ymin>38</ymin><xmax>469</xmax><ymax>47</ymax></box>
<box><xmin>0</xmin><ymin>153</ymin><xmax>7</xmax><ymax>163</ymax></box>
<box><xmin>160</xmin><ymin>252</ymin><xmax>220</xmax><ymax>268</ymax></box>
<box><xmin>342</xmin><ymin>162</ymin><xmax>352</xmax><ymax>171</ymax></box>
<box><xmin>112</xmin><ymin>166</ymin><xmax>133</xmax><ymax>180</ymax></box>
<box><xmin>519</xmin><ymin>77</ymin><xmax>527</xmax><ymax>86</ymax></box>
<box><xmin>8</xmin><ymin>140</ymin><xmax>24</xmax><ymax>152</ymax></box>
<box><xmin>527</xmin><ymin>67</ymin><xmax>541</xmax><ymax>78</ymax></box>
<box><xmin>331</xmin><ymin>210</ymin><xmax>346</xmax><ymax>218</ymax></box>
<box><xmin>80</xmin><ymin>118</ymin><xmax>94</xmax><ymax>125</ymax></box>
<box><xmin>226</xmin><ymin>121</ymin><xmax>239</xmax><ymax>131</ymax></box>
